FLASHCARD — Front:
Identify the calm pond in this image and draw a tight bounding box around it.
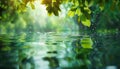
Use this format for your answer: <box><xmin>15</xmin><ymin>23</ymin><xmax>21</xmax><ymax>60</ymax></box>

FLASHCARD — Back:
<box><xmin>0</xmin><ymin>32</ymin><xmax>120</xmax><ymax>69</ymax></box>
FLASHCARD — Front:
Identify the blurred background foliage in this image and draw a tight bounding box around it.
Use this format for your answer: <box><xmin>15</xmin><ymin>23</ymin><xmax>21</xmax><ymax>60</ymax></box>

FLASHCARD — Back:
<box><xmin>0</xmin><ymin>0</ymin><xmax>120</xmax><ymax>34</ymax></box>
<box><xmin>0</xmin><ymin>0</ymin><xmax>79</xmax><ymax>36</ymax></box>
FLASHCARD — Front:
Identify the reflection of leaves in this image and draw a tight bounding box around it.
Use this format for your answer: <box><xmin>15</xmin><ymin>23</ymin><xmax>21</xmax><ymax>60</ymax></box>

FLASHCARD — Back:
<box><xmin>84</xmin><ymin>59</ymin><xmax>91</xmax><ymax>65</ymax></box>
<box><xmin>76</xmin><ymin>53</ymin><xmax>85</xmax><ymax>59</ymax></box>
<box><xmin>22</xmin><ymin>45</ymin><xmax>32</xmax><ymax>49</ymax></box>
<box><xmin>1</xmin><ymin>46</ymin><xmax>11</xmax><ymax>51</ymax></box>
<box><xmin>64</xmin><ymin>57</ymin><xmax>73</xmax><ymax>62</ymax></box>
<box><xmin>81</xmin><ymin>37</ymin><xmax>93</xmax><ymax>49</ymax></box>
<box><xmin>47</xmin><ymin>51</ymin><xmax>57</xmax><ymax>54</ymax></box>
<box><xmin>43</xmin><ymin>56</ymin><xmax>59</xmax><ymax>68</ymax></box>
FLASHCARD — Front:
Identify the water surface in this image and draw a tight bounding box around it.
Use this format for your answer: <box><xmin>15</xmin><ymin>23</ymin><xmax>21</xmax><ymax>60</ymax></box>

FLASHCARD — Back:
<box><xmin>0</xmin><ymin>32</ymin><xmax>120</xmax><ymax>69</ymax></box>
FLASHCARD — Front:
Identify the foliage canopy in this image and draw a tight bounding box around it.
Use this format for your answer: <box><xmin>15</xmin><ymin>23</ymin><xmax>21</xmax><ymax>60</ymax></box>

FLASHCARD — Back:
<box><xmin>0</xmin><ymin>0</ymin><xmax>120</xmax><ymax>27</ymax></box>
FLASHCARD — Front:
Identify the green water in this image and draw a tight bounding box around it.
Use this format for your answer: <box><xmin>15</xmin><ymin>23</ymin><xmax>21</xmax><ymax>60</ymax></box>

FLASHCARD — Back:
<box><xmin>0</xmin><ymin>32</ymin><xmax>120</xmax><ymax>69</ymax></box>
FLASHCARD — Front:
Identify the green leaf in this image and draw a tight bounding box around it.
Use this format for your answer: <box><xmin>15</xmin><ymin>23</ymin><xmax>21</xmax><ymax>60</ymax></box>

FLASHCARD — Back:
<box><xmin>81</xmin><ymin>14</ymin><xmax>91</xmax><ymax>27</ymax></box>
<box><xmin>88</xmin><ymin>0</ymin><xmax>94</xmax><ymax>7</ymax></box>
<box><xmin>85</xmin><ymin>0</ymin><xmax>89</xmax><ymax>6</ymax></box>
<box><xmin>41</xmin><ymin>0</ymin><xmax>52</xmax><ymax>4</ymax></box>
<box><xmin>82</xmin><ymin>19</ymin><xmax>91</xmax><ymax>27</ymax></box>
<box><xmin>30</xmin><ymin>2</ymin><xmax>35</xmax><ymax>9</ymax></box>
<box><xmin>99</xmin><ymin>1</ymin><xmax>105</xmax><ymax>11</ymax></box>
<box><xmin>81</xmin><ymin>37</ymin><xmax>93</xmax><ymax>49</ymax></box>
<box><xmin>68</xmin><ymin>10</ymin><xmax>75</xmax><ymax>17</ymax></box>
<box><xmin>46</xmin><ymin>6</ymin><xmax>53</xmax><ymax>14</ymax></box>
<box><xmin>75</xmin><ymin>1</ymin><xmax>79</xmax><ymax>7</ymax></box>
<box><xmin>75</xmin><ymin>8</ymin><xmax>82</xmax><ymax>16</ymax></box>
<box><xmin>84</xmin><ymin>7</ymin><xmax>91</xmax><ymax>14</ymax></box>
<box><xmin>99</xmin><ymin>4</ymin><xmax>104</xmax><ymax>11</ymax></box>
<box><xmin>53</xmin><ymin>7</ymin><xmax>59</xmax><ymax>16</ymax></box>
<box><xmin>52</xmin><ymin>0</ymin><xmax>56</xmax><ymax>2</ymax></box>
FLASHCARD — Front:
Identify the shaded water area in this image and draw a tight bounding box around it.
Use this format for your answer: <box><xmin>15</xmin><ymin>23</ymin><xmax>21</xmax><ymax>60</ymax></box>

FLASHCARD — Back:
<box><xmin>0</xmin><ymin>32</ymin><xmax>120</xmax><ymax>69</ymax></box>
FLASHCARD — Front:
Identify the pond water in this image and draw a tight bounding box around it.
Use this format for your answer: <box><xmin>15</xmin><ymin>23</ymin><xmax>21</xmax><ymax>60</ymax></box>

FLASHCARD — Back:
<box><xmin>0</xmin><ymin>32</ymin><xmax>120</xmax><ymax>69</ymax></box>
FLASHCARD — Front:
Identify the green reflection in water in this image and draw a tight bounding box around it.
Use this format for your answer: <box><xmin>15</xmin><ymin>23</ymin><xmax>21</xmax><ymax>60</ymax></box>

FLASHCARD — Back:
<box><xmin>0</xmin><ymin>32</ymin><xmax>120</xmax><ymax>69</ymax></box>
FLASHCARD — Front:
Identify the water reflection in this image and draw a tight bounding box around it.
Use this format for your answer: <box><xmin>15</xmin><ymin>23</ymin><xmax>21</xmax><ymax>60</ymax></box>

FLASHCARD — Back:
<box><xmin>0</xmin><ymin>32</ymin><xmax>120</xmax><ymax>69</ymax></box>
<box><xmin>43</xmin><ymin>57</ymin><xmax>59</xmax><ymax>69</ymax></box>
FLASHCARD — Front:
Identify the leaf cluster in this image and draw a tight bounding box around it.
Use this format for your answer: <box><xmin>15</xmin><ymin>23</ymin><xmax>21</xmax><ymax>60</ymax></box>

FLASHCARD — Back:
<box><xmin>65</xmin><ymin>0</ymin><xmax>120</xmax><ymax>27</ymax></box>
<box><xmin>0</xmin><ymin>0</ymin><xmax>120</xmax><ymax>27</ymax></box>
<box><xmin>41</xmin><ymin>0</ymin><xmax>62</xmax><ymax>16</ymax></box>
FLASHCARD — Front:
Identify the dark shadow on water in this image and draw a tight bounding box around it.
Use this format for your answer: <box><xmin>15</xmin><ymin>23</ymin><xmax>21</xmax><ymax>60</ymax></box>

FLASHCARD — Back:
<box><xmin>43</xmin><ymin>56</ymin><xmax>59</xmax><ymax>69</ymax></box>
